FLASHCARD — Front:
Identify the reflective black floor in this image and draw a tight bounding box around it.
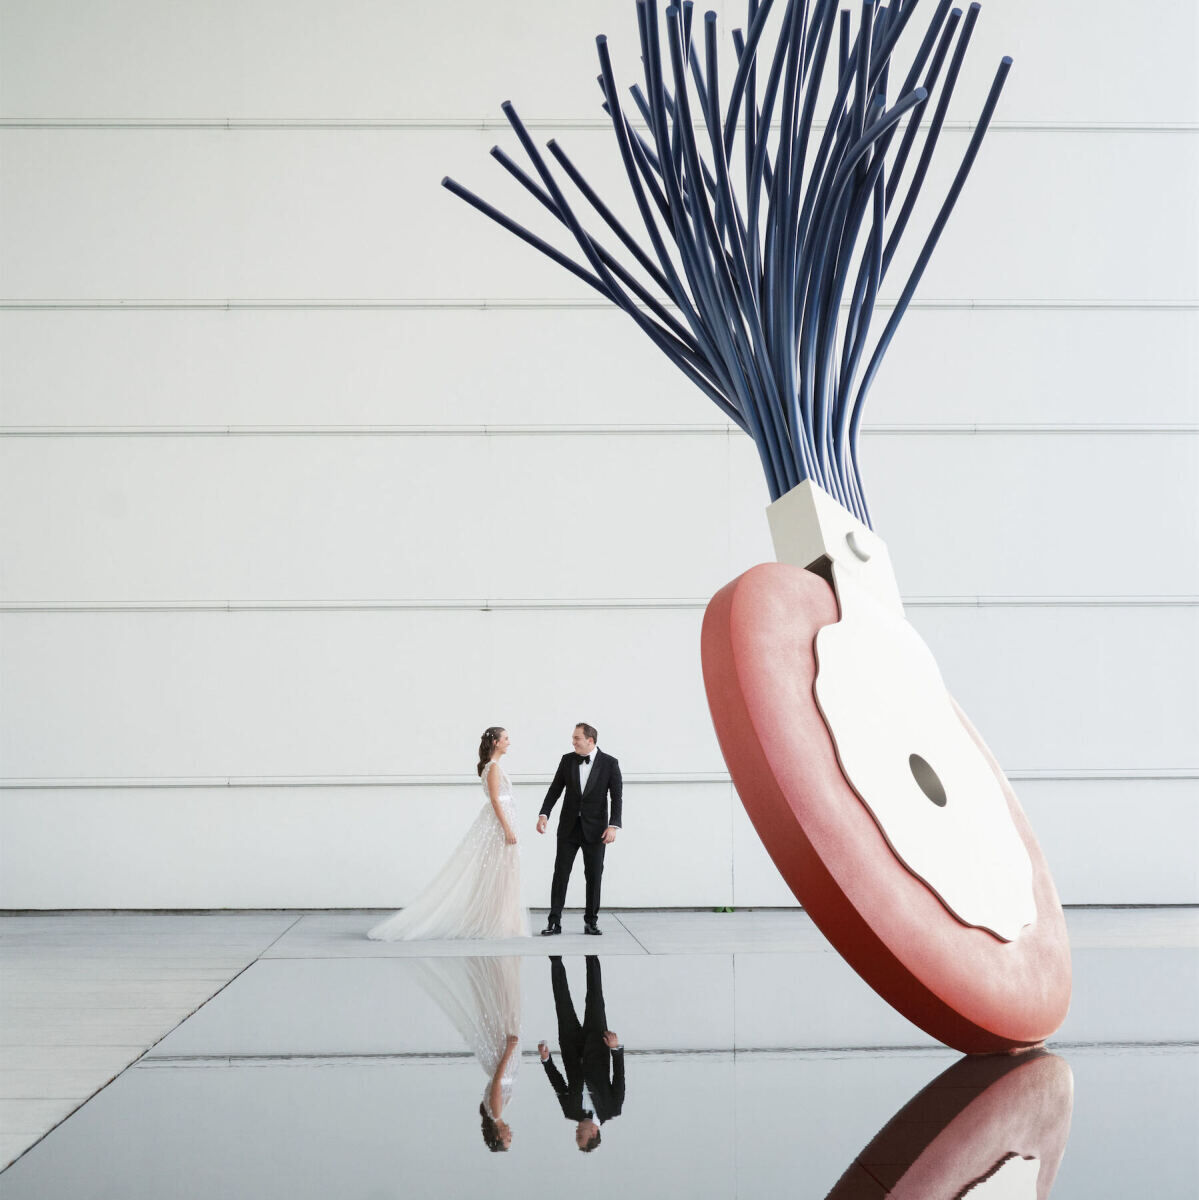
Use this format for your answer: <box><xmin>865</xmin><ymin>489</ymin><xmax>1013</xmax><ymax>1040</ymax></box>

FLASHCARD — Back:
<box><xmin>1</xmin><ymin>913</ymin><xmax>1196</xmax><ymax>1198</ymax></box>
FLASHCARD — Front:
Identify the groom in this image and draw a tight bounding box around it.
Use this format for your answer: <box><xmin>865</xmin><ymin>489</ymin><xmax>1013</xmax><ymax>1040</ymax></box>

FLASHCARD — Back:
<box><xmin>536</xmin><ymin>723</ymin><xmax>622</xmax><ymax>935</ymax></box>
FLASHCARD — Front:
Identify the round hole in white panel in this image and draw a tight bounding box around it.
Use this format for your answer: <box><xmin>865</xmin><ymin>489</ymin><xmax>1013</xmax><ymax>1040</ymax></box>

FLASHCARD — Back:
<box><xmin>909</xmin><ymin>754</ymin><xmax>948</xmax><ymax>807</ymax></box>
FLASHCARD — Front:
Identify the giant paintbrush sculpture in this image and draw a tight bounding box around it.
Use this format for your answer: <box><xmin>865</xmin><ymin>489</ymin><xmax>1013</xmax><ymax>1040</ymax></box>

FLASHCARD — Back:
<box><xmin>444</xmin><ymin>0</ymin><xmax>1071</xmax><ymax>1053</ymax></box>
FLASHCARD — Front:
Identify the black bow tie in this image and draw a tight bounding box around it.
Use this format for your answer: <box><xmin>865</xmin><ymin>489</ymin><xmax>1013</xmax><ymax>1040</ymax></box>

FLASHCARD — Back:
<box><xmin>576</xmin><ymin>754</ymin><xmax>591</xmax><ymax>765</ymax></box>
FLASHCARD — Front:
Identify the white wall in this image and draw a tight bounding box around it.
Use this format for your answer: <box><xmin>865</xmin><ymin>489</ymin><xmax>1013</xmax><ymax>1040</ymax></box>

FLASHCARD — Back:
<box><xmin>1</xmin><ymin>0</ymin><xmax>1196</xmax><ymax>907</ymax></box>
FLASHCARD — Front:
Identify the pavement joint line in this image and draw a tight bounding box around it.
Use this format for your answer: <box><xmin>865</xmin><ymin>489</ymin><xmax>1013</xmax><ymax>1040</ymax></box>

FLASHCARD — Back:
<box><xmin>610</xmin><ymin>913</ymin><xmax>651</xmax><ymax>954</ymax></box>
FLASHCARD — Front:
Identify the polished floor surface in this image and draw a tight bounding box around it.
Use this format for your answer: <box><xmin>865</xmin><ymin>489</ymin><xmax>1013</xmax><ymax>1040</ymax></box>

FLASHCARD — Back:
<box><xmin>1</xmin><ymin>908</ymin><xmax>1196</xmax><ymax>1197</ymax></box>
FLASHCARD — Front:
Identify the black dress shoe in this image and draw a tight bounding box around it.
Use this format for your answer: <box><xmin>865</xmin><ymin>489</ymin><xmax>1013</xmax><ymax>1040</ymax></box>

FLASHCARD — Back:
<box><xmin>583</xmin><ymin>921</ymin><xmax>602</xmax><ymax>936</ymax></box>
<box><xmin>541</xmin><ymin>920</ymin><xmax>562</xmax><ymax>936</ymax></box>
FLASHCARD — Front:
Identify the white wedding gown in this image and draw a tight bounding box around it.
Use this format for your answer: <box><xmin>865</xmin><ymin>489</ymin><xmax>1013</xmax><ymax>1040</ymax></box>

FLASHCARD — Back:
<box><xmin>367</xmin><ymin>760</ymin><xmax>531</xmax><ymax>940</ymax></box>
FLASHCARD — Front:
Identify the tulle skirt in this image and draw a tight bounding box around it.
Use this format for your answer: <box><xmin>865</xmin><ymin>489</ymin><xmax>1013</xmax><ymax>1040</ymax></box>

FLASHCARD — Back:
<box><xmin>410</xmin><ymin>955</ymin><xmax>523</xmax><ymax>1118</ymax></box>
<box><xmin>367</xmin><ymin>799</ymin><xmax>531</xmax><ymax>941</ymax></box>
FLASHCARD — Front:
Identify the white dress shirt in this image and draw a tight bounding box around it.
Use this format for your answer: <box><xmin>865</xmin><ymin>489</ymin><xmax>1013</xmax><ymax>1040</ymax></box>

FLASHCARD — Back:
<box><xmin>578</xmin><ymin>746</ymin><xmax>598</xmax><ymax>792</ymax></box>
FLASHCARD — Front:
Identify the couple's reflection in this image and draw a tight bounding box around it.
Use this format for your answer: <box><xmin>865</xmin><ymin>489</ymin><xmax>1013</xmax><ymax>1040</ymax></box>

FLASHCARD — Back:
<box><xmin>538</xmin><ymin>955</ymin><xmax>625</xmax><ymax>1152</ymax></box>
<box><xmin>411</xmin><ymin>952</ymin><xmax>624</xmax><ymax>1156</ymax></box>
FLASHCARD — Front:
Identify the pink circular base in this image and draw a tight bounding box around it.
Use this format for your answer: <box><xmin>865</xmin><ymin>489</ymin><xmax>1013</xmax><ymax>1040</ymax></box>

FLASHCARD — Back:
<box><xmin>701</xmin><ymin>563</ymin><xmax>1071</xmax><ymax>1053</ymax></box>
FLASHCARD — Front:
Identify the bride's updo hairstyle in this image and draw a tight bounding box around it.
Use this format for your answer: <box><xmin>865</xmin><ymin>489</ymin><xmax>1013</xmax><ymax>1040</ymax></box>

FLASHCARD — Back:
<box><xmin>476</xmin><ymin>726</ymin><xmax>506</xmax><ymax>777</ymax></box>
<box><xmin>479</xmin><ymin>1103</ymin><xmax>509</xmax><ymax>1152</ymax></box>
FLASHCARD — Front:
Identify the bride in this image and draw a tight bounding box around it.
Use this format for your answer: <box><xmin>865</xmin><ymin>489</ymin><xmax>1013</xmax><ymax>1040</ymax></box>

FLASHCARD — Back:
<box><xmin>367</xmin><ymin>727</ymin><xmax>532</xmax><ymax>940</ymax></box>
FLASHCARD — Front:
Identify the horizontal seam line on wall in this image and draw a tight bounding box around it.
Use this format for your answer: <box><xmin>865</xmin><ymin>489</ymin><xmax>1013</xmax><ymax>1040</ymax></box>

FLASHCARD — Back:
<box><xmin>0</xmin><ymin>118</ymin><xmax>1195</xmax><ymax>133</ymax></box>
<box><xmin>2</xmin><ymin>424</ymin><xmax>1195</xmax><ymax>437</ymax></box>
<box><xmin>2</xmin><ymin>298</ymin><xmax>1197</xmax><ymax>312</ymax></box>
<box><xmin>1</xmin><ymin>597</ymin><xmax>1195</xmax><ymax>613</ymax></box>
<box><xmin>2</xmin><ymin>770</ymin><xmax>1194</xmax><ymax>790</ymax></box>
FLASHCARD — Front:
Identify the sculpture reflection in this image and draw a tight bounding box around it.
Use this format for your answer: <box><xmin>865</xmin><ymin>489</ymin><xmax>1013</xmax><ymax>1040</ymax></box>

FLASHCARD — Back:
<box><xmin>538</xmin><ymin>956</ymin><xmax>625</xmax><ymax>1151</ymax></box>
<box><xmin>826</xmin><ymin>1049</ymin><xmax>1073</xmax><ymax>1199</ymax></box>
<box><xmin>411</xmin><ymin>956</ymin><xmax>523</xmax><ymax>1153</ymax></box>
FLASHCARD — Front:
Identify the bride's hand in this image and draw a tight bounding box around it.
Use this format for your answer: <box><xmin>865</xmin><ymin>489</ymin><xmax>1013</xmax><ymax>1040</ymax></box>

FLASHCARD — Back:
<box><xmin>504</xmin><ymin>828</ymin><xmax>518</xmax><ymax>845</ymax></box>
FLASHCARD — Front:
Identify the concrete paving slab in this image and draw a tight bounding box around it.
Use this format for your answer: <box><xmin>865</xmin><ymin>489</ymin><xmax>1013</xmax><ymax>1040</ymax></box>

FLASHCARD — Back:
<box><xmin>0</xmin><ymin>914</ymin><xmax>298</xmax><ymax>938</ymax></box>
<box><xmin>0</xmin><ymin>983</ymin><xmax>232</xmax><ymax>1008</ymax></box>
<box><xmin>615</xmin><ymin>908</ymin><xmax>834</xmax><ymax>954</ymax></box>
<box><xmin>2</xmin><ymin>1005</ymin><xmax>229</xmax><ymax>1025</ymax></box>
<box><xmin>0</xmin><ymin>960</ymin><xmax>261</xmax><ymax>980</ymax></box>
<box><xmin>0</xmin><ymin>1099</ymin><xmax>78</xmax><ymax>1133</ymax></box>
<box><xmin>260</xmin><ymin>912</ymin><xmax>647</xmax><ymax>958</ymax></box>
<box><xmin>1</xmin><ymin>1031</ymin><xmax>177</xmax><ymax>1049</ymax></box>
<box><xmin>0</xmin><ymin>1071</ymin><xmax>122</xmax><ymax>1100</ymax></box>
<box><xmin>0</xmin><ymin>1047</ymin><xmax>144</xmax><ymax>1073</ymax></box>
<box><xmin>0</xmin><ymin>1023</ymin><xmax>200</xmax><ymax>1048</ymax></box>
<box><xmin>1</xmin><ymin>966</ymin><xmax>237</xmax><ymax>982</ymax></box>
<box><xmin>0</xmin><ymin>943</ymin><xmax>285</xmax><ymax>958</ymax></box>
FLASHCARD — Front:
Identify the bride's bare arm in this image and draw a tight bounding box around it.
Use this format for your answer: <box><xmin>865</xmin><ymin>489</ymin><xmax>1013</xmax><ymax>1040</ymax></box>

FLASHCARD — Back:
<box><xmin>489</xmin><ymin>1034</ymin><xmax>520</xmax><ymax>1117</ymax></box>
<box><xmin>487</xmin><ymin>762</ymin><xmax>517</xmax><ymax>844</ymax></box>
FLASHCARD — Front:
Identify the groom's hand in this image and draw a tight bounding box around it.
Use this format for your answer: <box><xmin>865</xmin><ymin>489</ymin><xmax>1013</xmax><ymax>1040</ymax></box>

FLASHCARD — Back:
<box><xmin>602</xmin><ymin>826</ymin><xmax>618</xmax><ymax>844</ymax></box>
<box><xmin>536</xmin><ymin>815</ymin><xmax>548</xmax><ymax>834</ymax></box>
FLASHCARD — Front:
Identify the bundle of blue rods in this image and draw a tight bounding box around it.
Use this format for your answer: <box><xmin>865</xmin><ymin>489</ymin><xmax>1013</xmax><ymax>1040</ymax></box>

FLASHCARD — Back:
<box><xmin>443</xmin><ymin>0</ymin><xmax>1011</xmax><ymax>524</ymax></box>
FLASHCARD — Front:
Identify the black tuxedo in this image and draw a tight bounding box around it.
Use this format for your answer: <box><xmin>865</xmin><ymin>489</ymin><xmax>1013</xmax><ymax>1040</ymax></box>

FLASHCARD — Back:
<box><xmin>542</xmin><ymin>956</ymin><xmax>625</xmax><ymax>1125</ymax></box>
<box><xmin>541</xmin><ymin>748</ymin><xmax>623</xmax><ymax>923</ymax></box>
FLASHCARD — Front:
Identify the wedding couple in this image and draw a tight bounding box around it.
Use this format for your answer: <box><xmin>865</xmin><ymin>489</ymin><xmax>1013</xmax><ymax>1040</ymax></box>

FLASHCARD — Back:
<box><xmin>367</xmin><ymin>722</ymin><xmax>623</xmax><ymax>941</ymax></box>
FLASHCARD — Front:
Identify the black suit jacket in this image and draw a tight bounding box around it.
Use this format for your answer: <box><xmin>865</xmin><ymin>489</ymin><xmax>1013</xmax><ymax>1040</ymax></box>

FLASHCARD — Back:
<box><xmin>540</xmin><ymin>749</ymin><xmax>623</xmax><ymax>843</ymax></box>
<box><xmin>542</xmin><ymin>956</ymin><xmax>625</xmax><ymax>1124</ymax></box>
<box><xmin>543</xmin><ymin>1046</ymin><xmax>625</xmax><ymax>1124</ymax></box>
